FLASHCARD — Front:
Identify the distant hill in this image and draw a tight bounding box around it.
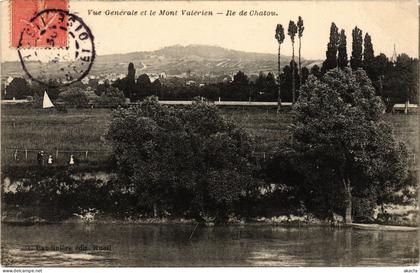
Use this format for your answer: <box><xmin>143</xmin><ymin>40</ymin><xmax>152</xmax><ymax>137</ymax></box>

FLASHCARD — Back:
<box><xmin>1</xmin><ymin>44</ymin><xmax>322</xmax><ymax>78</ymax></box>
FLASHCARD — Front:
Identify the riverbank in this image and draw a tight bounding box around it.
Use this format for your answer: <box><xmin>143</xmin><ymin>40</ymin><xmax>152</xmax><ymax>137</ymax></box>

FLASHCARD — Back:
<box><xmin>0</xmin><ymin>205</ymin><xmax>329</xmax><ymax>226</ymax></box>
<box><xmin>0</xmin><ymin>211</ymin><xmax>325</xmax><ymax>226</ymax></box>
<box><xmin>2</xmin><ymin>208</ymin><xmax>418</xmax><ymax>229</ymax></box>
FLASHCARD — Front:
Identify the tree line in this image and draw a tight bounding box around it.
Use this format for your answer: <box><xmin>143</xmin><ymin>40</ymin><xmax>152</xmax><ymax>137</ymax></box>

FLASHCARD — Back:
<box><xmin>3</xmin><ymin>25</ymin><xmax>417</xmax><ymax>110</ymax></box>
<box><xmin>105</xmin><ymin>69</ymin><xmax>413</xmax><ymax>224</ymax></box>
<box><xmin>320</xmin><ymin>22</ymin><xmax>418</xmax><ymax>107</ymax></box>
<box><xmin>1</xmin><ymin>18</ymin><xmax>417</xmax><ymax>111</ymax></box>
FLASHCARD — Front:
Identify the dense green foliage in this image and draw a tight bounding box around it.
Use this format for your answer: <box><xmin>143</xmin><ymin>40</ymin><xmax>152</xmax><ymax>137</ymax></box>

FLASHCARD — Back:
<box><xmin>320</xmin><ymin>22</ymin><xmax>418</xmax><ymax>105</ymax></box>
<box><xmin>2</xmin><ymin>104</ymin><xmax>416</xmax><ymax>223</ymax></box>
<box><xmin>337</xmin><ymin>30</ymin><xmax>348</xmax><ymax>69</ymax></box>
<box><xmin>97</xmin><ymin>86</ymin><xmax>126</xmax><ymax>108</ymax></box>
<box><xmin>383</xmin><ymin>54</ymin><xmax>418</xmax><ymax>104</ymax></box>
<box><xmin>58</xmin><ymin>88</ymin><xmax>89</xmax><ymax>108</ymax></box>
<box><xmin>350</xmin><ymin>26</ymin><xmax>363</xmax><ymax>70</ymax></box>
<box><xmin>363</xmin><ymin>33</ymin><xmax>375</xmax><ymax>74</ymax></box>
<box><xmin>265</xmin><ymin>68</ymin><xmax>410</xmax><ymax>223</ymax></box>
<box><xmin>4</xmin><ymin>78</ymin><xmax>32</xmax><ymax>99</ymax></box>
<box><xmin>322</xmin><ymin>23</ymin><xmax>340</xmax><ymax>72</ymax></box>
<box><xmin>105</xmin><ymin>97</ymin><xmax>260</xmax><ymax>221</ymax></box>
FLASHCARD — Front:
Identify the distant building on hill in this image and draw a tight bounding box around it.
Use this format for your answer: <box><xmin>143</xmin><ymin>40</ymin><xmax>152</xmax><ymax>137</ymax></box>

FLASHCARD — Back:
<box><xmin>186</xmin><ymin>80</ymin><xmax>196</xmax><ymax>86</ymax></box>
<box><xmin>391</xmin><ymin>44</ymin><xmax>398</xmax><ymax>64</ymax></box>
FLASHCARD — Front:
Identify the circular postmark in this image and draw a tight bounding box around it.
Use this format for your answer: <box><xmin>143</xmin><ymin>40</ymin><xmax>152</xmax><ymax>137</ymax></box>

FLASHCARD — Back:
<box><xmin>17</xmin><ymin>9</ymin><xmax>95</xmax><ymax>87</ymax></box>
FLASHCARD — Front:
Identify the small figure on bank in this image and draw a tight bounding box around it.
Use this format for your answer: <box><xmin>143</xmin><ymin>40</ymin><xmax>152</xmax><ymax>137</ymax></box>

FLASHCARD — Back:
<box><xmin>37</xmin><ymin>151</ymin><xmax>44</xmax><ymax>166</ymax></box>
<box><xmin>13</xmin><ymin>149</ymin><xmax>19</xmax><ymax>161</ymax></box>
<box><xmin>69</xmin><ymin>154</ymin><xmax>75</xmax><ymax>167</ymax></box>
<box><xmin>47</xmin><ymin>155</ymin><xmax>53</xmax><ymax>165</ymax></box>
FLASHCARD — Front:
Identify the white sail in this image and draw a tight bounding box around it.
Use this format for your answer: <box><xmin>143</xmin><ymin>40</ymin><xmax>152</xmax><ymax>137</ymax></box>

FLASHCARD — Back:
<box><xmin>43</xmin><ymin>91</ymin><xmax>54</xmax><ymax>109</ymax></box>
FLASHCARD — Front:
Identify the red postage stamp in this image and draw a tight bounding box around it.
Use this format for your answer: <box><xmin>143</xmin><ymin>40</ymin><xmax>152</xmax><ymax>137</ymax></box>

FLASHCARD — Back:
<box><xmin>11</xmin><ymin>0</ymin><xmax>68</xmax><ymax>48</ymax></box>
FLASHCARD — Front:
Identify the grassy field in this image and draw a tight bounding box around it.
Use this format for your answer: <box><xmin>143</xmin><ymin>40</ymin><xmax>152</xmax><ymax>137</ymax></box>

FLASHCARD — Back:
<box><xmin>1</xmin><ymin>106</ymin><xmax>418</xmax><ymax>167</ymax></box>
<box><xmin>1</xmin><ymin>107</ymin><xmax>112</xmax><ymax>166</ymax></box>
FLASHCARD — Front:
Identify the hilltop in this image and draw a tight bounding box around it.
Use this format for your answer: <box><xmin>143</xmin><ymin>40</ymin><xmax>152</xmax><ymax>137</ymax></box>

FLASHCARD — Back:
<box><xmin>1</xmin><ymin>44</ymin><xmax>322</xmax><ymax>79</ymax></box>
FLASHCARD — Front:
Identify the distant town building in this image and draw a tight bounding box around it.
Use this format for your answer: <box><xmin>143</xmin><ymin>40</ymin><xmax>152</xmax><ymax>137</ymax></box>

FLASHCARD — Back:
<box><xmin>186</xmin><ymin>80</ymin><xmax>196</xmax><ymax>86</ymax></box>
<box><xmin>81</xmin><ymin>77</ymin><xmax>89</xmax><ymax>85</ymax></box>
<box><xmin>391</xmin><ymin>44</ymin><xmax>398</xmax><ymax>64</ymax></box>
<box><xmin>149</xmin><ymin>73</ymin><xmax>160</xmax><ymax>82</ymax></box>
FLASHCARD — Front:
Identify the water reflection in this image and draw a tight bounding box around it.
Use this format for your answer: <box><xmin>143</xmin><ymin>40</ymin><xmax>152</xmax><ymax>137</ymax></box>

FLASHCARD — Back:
<box><xmin>1</xmin><ymin>223</ymin><xmax>418</xmax><ymax>267</ymax></box>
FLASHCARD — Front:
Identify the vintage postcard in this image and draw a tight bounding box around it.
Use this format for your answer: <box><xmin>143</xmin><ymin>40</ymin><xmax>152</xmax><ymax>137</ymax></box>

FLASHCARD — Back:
<box><xmin>0</xmin><ymin>0</ymin><xmax>418</xmax><ymax>270</ymax></box>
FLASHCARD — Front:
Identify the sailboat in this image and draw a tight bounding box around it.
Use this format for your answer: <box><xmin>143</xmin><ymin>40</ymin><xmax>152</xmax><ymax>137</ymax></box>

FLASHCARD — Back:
<box><xmin>42</xmin><ymin>91</ymin><xmax>54</xmax><ymax>109</ymax></box>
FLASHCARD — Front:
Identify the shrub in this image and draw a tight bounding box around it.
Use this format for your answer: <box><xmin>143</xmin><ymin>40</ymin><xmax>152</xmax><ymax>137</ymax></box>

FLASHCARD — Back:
<box><xmin>58</xmin><ymin>88</ymin><xmax>88</xmax><ymax>108</ymax></box>
<box><xmin>97</xmin><ymin>86</ymin><xmax>126</xmax><ymax>108</ymax></box>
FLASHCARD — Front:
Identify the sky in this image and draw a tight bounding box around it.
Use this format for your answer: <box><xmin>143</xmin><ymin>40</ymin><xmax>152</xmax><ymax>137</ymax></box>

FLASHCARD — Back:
<box><xmin>1</xmin><ymin>0</ymin><xmax>418</xmax><ymax>62</ymax></box>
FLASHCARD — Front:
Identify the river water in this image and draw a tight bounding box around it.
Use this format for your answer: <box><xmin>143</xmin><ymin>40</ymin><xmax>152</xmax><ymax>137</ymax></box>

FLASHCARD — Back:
<box><xmin>1</xmin><ymin>223</ymin><xmax>418</xmax><ymax>267</ymax></box>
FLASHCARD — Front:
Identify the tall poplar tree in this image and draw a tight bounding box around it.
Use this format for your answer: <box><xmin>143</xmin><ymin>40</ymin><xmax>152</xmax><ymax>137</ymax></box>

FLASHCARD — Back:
<box><xmin>297</xmin><ymin>16</ymin><xmax>305</xmax><ymax>88</ymax></box>
<box><xmin>288</xmin><ymin>20</ymin><xmax>298</xmax><ymax>103</ymax></box>
<box><xmin>322</xmin><ymin>22</ymin><xmax>340</xmax><ymax>72</ymax></box>
<box><xmin>275</xmin><ymin>24</ymin><xmax>285</xmax><ymax>113</ymax></box>
<box><xmin>127</xmin><ymin>62</ymin><xmax>136</xmax><ymax>100</ymax></box>
<box><xmin>337</xmin><ymin>29</ymin><xmax>348</xmax><ymax>69</ymax></box>
<box><xmin>363</xmin><ymin>33</ymin><xmax>375</xmax><ymax>77</ymax></box>
<box><xmin>350</xmin><ymin>26</ymin><xmax>363</xmax><ymax>70</ymax></box>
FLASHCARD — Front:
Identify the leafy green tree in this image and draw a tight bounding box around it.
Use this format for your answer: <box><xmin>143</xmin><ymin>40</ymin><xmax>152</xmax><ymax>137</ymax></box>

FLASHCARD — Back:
<box><xmin>275</xmin><ymin>24</ymin><xmax>285</xmax><ymax>111</ymax></box>
<box><xmin>373</xmin><ymin>54</ymin><xmax>389</xmax><ymax>79</ymax></box>
<box><xmin>5</xmin><ymin>77</ymin><xmax>33</xmax><ymax>99</ymax></box>
<box><xmin>135</xmin><ymin>74</ymin><xmax>152</xmax><ymax>100</ymax></box>
<box><xmin>200</xmin><ymin>84</ymin><xmax>220</xmax><ymax>101</ymax></box>
<box><xmin>363</xmin><ymin>33</ymin><xmax>374</xmax><ymax>65</ymax></box>
<box><xmin>363</xmin><ymin>33</ymin><xmax>375</xmax><ymax>77</ymax></box>
<box><xmin>350</xmin><ymin>26</ymin><xmax>363</xmax><ymax>69</ymax></box>
<box><xmin>266</xmin><ymin>72</ymin><xmax>277</xmax><ymax>87</ymax></box>
<box><xmin>151</xmin><ymin>79</ymin><xmax>162</xmax><ymax>97</ymax></box>
<box><xmin>371</xmin><ymin>53</ymin><xmax>389</xmax><ymax>98</ymax></box>
<box><xmin>322</xmin><ymin>23</ymin><xmax>340</xmax><ymax>73</ymax></box>
<box><xmin>254</xmin><ymin>72</ymin><xmax>277</xmax><ymax>101</ymax></box>
<box><xmin>227</xmin><ymin>71</ymin><xmax>251</xmax><ymax>101</ymax></box>
<box><xmin>95</xmin><ymin>79</ymin><xmax>110</xmax><ymax>96</ymax></box>
<box><xmin>27</xmin><ymin>81</ymin><xmax>61</xmax><ymax>102</ymax></box>
<box><xmin>337</xmin><ymin>29</ymin><xmax>348</xmax><ymax>69</ymax></box>
<box><xmin>383</xmin><ymin>54</ymin><xmax>418</xmax><ymax>104</ymax></box>
<box><xmin>310</xmin><ymin>64</ymin><xmax>321</xmax><ymax>78</ymax></box>
<box><xmin>98</xmin><ymin>86</ymin><xmax>126</xmax><ymax>108</ymax></box>
<box><xmin>288</xmin><ymin>20</ymin><xmax>298</xmax><ymax>104</ymax></box>
<box><xmin>88</xmin><ymin>79</ymin><xmax>99</xmax><ymax>90</ymax></box>
<box><xmin>297</xmin><ymin>16</ymin><xmax>305</xmax><ymax>87</ymax></box>
<box><xmin>233</xmin><ymin>71</ymin><xmax>249</xmax><ymax>85</ymax></box>
<box><xmin>106</xmin><ymin>97</ymin><xmax>259</xmax><ymax>221</ymax></box>
<box><xmin>301</xmin><ymin>67</ymin><xmax>310</xmax><ymax>84</ymax></box>
<box><xmin>291</xmin><ymin>68</ymin><xmax>408</xmax><ymax>223</ymax></box>
<box><xmin>255</xmin><ymin>71</ymin><xmax>266</xmax><ymax>89</ymax></box>
<box><xmin>58</xmin><ymin>87</ymin><xmax>88</xmax><ymax>108</ymax></box>
<box><xmin>279</xmin><ymin>63</ymin><xmax>298</xmax><ymax>102</ymax></box>
<box><xmin>113</xmin><ymin>63</ymin><xmax>136</xmax><ymax>100</ymax></box>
